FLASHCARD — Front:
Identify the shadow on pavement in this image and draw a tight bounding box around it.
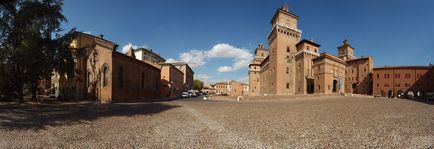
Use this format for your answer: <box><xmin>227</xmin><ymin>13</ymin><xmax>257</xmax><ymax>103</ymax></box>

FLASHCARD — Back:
<box><xmin>0</xmin><ymin>102</ymin><xmax>180</xmax><ymax>130</ymax></box>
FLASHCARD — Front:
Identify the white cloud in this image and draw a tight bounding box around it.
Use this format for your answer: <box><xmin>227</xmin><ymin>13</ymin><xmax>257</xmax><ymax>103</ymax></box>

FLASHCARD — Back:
<box><xmin>195</xmin><ymin>73</ymin><xmax>211</xmax><ymax>81</ymax></box>
<box><xmin>121</xmin><ymin>43</ymin><xmax>150</xmax><ymax>54</ymax></box>
<box><xmin>208</xmin><ymin>44</ymin><xmax>253</xmax><ymax>72</ymax></box>
<box><xmin>216</xmin><ymin>66</ymin><xmax>234</xmax><ymax>72</ymax></box>
<box><xmin>167</xmin><ymin>43</ymin><xmax>253</xmax><ymax>73</ymax></box>
<box><xmin>179</xmin><ymin>50</ymin><xmax>207</xmax><ymax>68</ymax></box>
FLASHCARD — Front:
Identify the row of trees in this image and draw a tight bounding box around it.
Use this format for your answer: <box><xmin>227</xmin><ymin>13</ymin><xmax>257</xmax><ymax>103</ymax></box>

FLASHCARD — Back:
<box><xmin>193</xmin><ymin>79</ymin><xmax>203</xmax><ymax>90</ymax></box>
<box><xmin>0</xmin><ymin>0</ymin><xmax>75</xmax><ymax>103</ymax></box>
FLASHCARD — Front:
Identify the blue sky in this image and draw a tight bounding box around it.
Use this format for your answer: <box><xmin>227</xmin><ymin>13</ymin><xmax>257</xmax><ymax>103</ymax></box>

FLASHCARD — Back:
<box><xmin>62</xmin><ymin>0</ymin><xmax>434</xmax><ymax>84</ymax></box>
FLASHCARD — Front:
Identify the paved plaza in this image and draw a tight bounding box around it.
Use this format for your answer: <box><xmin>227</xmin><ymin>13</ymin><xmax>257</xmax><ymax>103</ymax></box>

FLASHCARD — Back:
<box><xmin>0</xmin><ymin>96</ymin><xmax>433</xmax><ymax>148</ymax></box>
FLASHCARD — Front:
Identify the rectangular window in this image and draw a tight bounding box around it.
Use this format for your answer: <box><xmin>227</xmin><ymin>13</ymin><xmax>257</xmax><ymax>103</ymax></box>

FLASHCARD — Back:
<box><xmin>286</xmin><ymin>67</ymin><xmax>289</xmax><ymax>74</ymax></box>
<box><xmin>119</xmin><ymin>68</ymin><xmax>123</xmax><ymax>87</ymax></box>
<box><xmin>141</xmin><ymin>72</ymin><xmax>145</xmax><ymax>89</ymax></box>
<box><xmin>286</xmin><ymin>83</ymin><xmax>289</xmax><ymax>89</ymax></box>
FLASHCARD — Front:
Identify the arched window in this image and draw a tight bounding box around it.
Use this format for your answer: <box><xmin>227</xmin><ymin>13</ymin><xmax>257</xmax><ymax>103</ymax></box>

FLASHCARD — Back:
<box><xmin>102</xmin><ymin>65</ymin><xmax>109</xmax><ymax>87</ymax></box>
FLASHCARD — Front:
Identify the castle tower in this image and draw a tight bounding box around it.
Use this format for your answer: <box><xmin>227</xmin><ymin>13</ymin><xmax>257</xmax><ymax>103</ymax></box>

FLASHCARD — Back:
<box><xmin>265</xmin><ymin>4</ymin><xmax>301</xmax><ymax>95</ymax></box>
<box><xmin>249</xmin><ymin>44</ymin><xmax>268</xmax><ymax>96</ymax></box>
<box><xmin>254</xmin><ymin>43</ymin><xmax>269</xmax><ymax>60</ymax></box>
<box><xmin>294</xmin><ymin>39</ymin><xmax>320</xmax><ymax>94</ymax></box>
<box><xmin>338</xmin><ymin>40</ymin><xmax>356</xmax><ymax>61</ymax></box>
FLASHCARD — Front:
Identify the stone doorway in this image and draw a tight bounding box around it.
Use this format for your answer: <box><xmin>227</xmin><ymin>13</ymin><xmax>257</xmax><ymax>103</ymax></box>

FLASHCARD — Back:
<box><xmin>388</xmin><ymin>90</ymin><xmax>393</xmax><ymax>98</ymax></box>
<box><xmin>307</xmin><ymin>78</ymin><xmax>314</xmax><ymax>94</ymax></box>
<box><xmin>332</xmin><ymin>80</ymin><xmax>338</xmax><ymax>93</ymax></box>
<box><xmin>352</xmin><ymin>83</ymin><xmax>357</xmax><ymax>93</ymax></box>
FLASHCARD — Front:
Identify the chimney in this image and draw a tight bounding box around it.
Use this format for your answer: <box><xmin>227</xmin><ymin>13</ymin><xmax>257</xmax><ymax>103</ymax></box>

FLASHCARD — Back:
<box><xmin>310</xmin><ymin>38</ymin><xmax>314</xmax><ymax>42</ymax></box>
<box><xmin>127</xmin><ymin>47</ymin><xmax>136</xmax><ymax>59</ymax></box>
<box><xmin>281</xmin><ymin>4</ymin><xmax>289</xmax><ymax>12</ymax></box>
<box><xmin>343</xmin><ymin>39</ymin><xmax>349</xmax><ymax>45</ymax></box>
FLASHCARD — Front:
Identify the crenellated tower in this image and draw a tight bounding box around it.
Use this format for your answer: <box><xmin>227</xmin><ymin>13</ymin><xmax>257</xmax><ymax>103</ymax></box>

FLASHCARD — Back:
<box><xmin>264</xmin><ymin>4</ymin><xmax>301</xmax><ymax>95</ymax></box>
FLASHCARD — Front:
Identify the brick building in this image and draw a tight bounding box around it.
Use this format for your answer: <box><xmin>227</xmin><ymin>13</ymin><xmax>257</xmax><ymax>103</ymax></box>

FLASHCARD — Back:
<box><xmin>215</xmin><ymin>82</ymin><xmax>229</xmax><ymax>95</ymax></box>
<box><xmin>312</xmin><ymin>53</ymin><xmax>346</xmax><ymax>95</ymax></box>
<box><xmin>373</xmin><ymin>66</ymin><xmax>434</xmax><ymax>98</ymax></box>
<box><xmin>52</xmin><ymin>32</ymin><xmax>161</xmax><ymax>103</ymax></box>
<box><xmin>169</xmin><ymin>62</ymin><xmax>194</xmax><ymax>91</ymax></box>
<box><xmin>134</xmin><ymin>48</ymin><xmax>166</xmax><ymax>68</ymax></box>
<box><xmin>229</xmin><ymin>81</ymin><xmax>243</xmax><ymax>97</ymax></box>
<box><xmin>201</xmin><ymin>85</ymin><xmax>215</xmax><ymax>94</ymax></box>
<box><xmin>242</xmin><ymin>83</ymin><xmax>249</xmax><ymax>95</ymax></box>
<box><xmin>160</xmin><ymin>63</ymin><xmax>184</xmax><ymax>98</ymax></box>
<box><xmin>248</xmin><ymin>43</ymin><xmax>268</xmax><ymax>96</ymax></box>
<box><xmin>248</xmin><ymin>5</ymin><xmax>374</xmax><ymax>96</ymax></box>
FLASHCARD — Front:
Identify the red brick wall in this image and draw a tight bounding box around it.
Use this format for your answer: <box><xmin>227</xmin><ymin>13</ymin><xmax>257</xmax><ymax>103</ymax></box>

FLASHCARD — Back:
<box><xmin>373</xmin><ymin>66</ymin><xmax>434</xmax><ymax>97</ymax></box>
<box><xmin>112</xmin><ymin>52</ymin><xmax>161</xmax><ymax>102</ymax></box>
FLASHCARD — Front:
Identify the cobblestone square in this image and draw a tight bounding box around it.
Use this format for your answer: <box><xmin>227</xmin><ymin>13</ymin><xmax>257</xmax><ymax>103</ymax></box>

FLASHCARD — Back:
<box><xmin>1</xmin><ymin>96</ymin><xmax>433</xmax><ymax>148</ymax></box>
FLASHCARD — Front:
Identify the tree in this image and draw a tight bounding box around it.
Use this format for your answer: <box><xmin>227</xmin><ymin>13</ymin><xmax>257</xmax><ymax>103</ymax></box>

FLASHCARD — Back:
<box><xmin>0</xmin><ymin>0</ymin><xmax>74</xmax><ymax>103</ymax></box>
<box><xmin>193</xmin><ymin>79</ymin><xmax>203</xmax><ymax>90</ymax></box>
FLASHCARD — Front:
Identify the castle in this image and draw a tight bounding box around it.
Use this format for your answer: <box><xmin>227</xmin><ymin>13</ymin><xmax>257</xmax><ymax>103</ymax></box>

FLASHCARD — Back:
<box><xmin>249</xmin><ymin>5</ymin><xmax>373</xmax><ymax>96</ymax></box>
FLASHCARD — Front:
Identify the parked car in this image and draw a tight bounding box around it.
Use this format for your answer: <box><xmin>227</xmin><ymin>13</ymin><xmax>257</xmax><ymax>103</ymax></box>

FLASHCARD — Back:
<box><xmin>181</xmin><ymin>92</ymin><xmax>190</xmax><ymax>98</ymax></box>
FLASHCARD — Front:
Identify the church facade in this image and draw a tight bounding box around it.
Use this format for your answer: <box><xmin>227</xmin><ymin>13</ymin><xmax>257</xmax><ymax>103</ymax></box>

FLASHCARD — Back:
<box><xmin>248</xmin><ymin>5</ymin><xmax>374</xmax><ymax>96</ymax></box>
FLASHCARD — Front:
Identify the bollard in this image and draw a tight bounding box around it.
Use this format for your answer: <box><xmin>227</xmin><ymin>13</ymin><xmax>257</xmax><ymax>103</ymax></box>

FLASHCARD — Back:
<box><xmin>237</xmin><ymin>96</ymin><xmax>244</xmax><ymax>102</ymax></box>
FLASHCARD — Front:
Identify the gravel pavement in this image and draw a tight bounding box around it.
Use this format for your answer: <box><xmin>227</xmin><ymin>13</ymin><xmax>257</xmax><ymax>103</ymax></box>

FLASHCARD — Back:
<box><xmin>0</xmin><ymin>96</ymin><xmax>433</xmax><ymax>148</ymax></box>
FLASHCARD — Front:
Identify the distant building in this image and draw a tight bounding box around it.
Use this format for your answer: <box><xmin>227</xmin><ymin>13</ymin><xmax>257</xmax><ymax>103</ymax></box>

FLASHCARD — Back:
<box><xmin>160</xmin><ymin>63</ymin><xmax>184</xmax><ymax>98</ymax></box>
<box><xmin>229</xmin><ymin>81</ymin><xmax>243</xmax><ymax>97</ymax></box>
<box><xmin>373</xmin><ymin>66</ymin><xmax>434</xmax><ymax>98</ymax></box>
<box><xmin>201</xmin><ymin>85</ymin><xmax>216</xmax><ymax>94</ymax></box>
<box><xmin>134</xmin><ymin>48</ymin><xmax>166</xmax><ymax>68</ymax></box>
<box><xmin>242</xmin><ymin>83</ymin><xmax>249</xmax><ymax>95</ymax></box>
<box><xmin>215</xmin><ymin>82</ymin><xmax>229</xmax><ymax>95</ymax></box>
<box><xmin>213</xmin><ymin>81</ymin><xmax>248</xmax><ymax>97</ymax></box>
<box><xmin>52</xmin><ymin>32</ymin><xmax>161</xmax><ymax>103</ymax></box>
<box><xmin>169</xmin><ymin>62</ymin><xmax>194</xmax><ymax>91</ymax></box>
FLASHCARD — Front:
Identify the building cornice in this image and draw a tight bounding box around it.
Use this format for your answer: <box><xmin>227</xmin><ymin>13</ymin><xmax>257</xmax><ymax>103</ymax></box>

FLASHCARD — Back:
<box><xmin>295</xmin><ymin>49</ymin><xmax>319</xmax><ymax>57</ymax></box>
<box><xmin>313</xmin><ymin>53</ymin><xmax>346</xmax><ymax>65</ymax></box>
<box><xmin>374</xmin><ymin>65</ymin><xmax>434</xmax><ymax>70</ymax></box>
<box><xmin>270</xmin><ymin>8</ymin><xmax>299</xmax><ymax>24</ymax></box>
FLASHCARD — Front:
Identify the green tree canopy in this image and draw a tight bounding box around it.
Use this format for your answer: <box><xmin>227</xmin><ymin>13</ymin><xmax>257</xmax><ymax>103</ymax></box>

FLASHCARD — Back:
<box><xmin>193</xmin><ymin>79</ymin><xmax>203</xmax><ymax>90</ymax></box>
<box><xmin>0</xmin><ymin>0</ymin><xmax>75</xmax><ymax>102</ymax></box>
